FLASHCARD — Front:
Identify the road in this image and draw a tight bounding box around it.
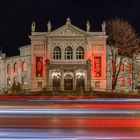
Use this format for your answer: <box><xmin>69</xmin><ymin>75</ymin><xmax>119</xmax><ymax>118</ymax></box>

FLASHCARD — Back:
<box><xmin>0</xmin><ymin>98</ymin><xmax>140</xmax><ymax>139</ymax></box>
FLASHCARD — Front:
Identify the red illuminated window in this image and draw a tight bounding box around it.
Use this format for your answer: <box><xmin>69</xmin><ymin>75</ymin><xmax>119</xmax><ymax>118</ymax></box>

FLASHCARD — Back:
<box><xmin>14</xmin><ymin>63</ymin><xmax>18</xmax><ymax>73</ymax></box>
<box><xmin>22</xmin><ymin>62</ymin><xmax>27</xmax><ymax>72</ymax></box>
<box><xmin>120</xmin><ymin>62</ymin><xmax>124</xmax><ymax>71</ymax></box>
<box><xmin>7</xmin><ymin>64</ymin><xmax>11</xmax><ymax>74</ymax></box>
<box><xmin>128</xmin><ymin>63</ymin><xmax>131</xmax><ymax>73</ymax></box>
<box><xmin>128</xmin><ymin>78</ymin><xmax>131</xmax><ymax>86</ymax></box>
<box><xmin>120</xmin><ymin>77</ymin><xmax>124</xmax><ymax>86</ymax></box>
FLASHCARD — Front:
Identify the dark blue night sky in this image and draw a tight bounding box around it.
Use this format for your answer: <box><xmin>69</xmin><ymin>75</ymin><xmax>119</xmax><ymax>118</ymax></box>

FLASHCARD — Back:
<box><xmin>0</xmin><ymin>0</ymin><xmax>140</xmax><ymax>56</ymax></box>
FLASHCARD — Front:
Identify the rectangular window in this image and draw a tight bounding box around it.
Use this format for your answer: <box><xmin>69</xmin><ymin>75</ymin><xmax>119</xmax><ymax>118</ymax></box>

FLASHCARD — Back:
<box><xmin>37</xmin><ymin>82</ymin><xmax>42</xmax><ymax>87</ymax></box>
<box><xmin>94</xmin><ymin>57</ymin><xmax>101</xmax><ymax>77</ymax></box>
<box><xmin>95</xmin><ymin>81</ymin><xmax>100</xmax><ymax>87</ymax></box>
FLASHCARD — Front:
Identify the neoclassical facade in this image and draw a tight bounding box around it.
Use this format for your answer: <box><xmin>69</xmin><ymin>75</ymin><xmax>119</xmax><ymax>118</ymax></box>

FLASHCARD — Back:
<box><xmin>0</xmin><ymin>18</ymin><xmax>139</xmax><ymax>92</ymax></box>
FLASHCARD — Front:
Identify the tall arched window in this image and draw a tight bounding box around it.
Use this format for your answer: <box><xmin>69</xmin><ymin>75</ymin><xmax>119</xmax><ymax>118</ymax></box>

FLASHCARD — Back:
<box><xmin>7</xmin><ymin>64</ymin><xmax>11</xmax><ymax>74</ymax></box>
<box><xmin>128</xmin><ymin>63</ymin><xmax>131</xmax><ymax>73</ymax></box>
<box><xmin>22</xmin><ymin>61</ymin><xmax>27</xmax><ymax>72</ymax></box>
<box><xmin>120</xmin><ymin>62</ymin><xmax>124</xmax><ymax>71</ymax></box>
<box><xmin>14</xmin><ymin>63</ymin><xmax>18</xmax><ymax>73</ymax></box>
<box><xmin>53</xmin><ymin>46</ymin><xmax>61</xmax><ymax>59</ymax></box>
<box><xmin>64</xmin><ymin>46</ymin><xmax>73</xmax><ymax>59</ymax></box>
<box><xmin>76</xmin><ymin>47</ymin><xmax>84</xmax><ymax>59</ymax></box>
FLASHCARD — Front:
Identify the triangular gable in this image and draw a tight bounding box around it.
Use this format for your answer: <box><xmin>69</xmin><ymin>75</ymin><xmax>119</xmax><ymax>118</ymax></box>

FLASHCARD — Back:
<box><xmin>46</xmin><ymin>24</ymin><xmax>87</xmax><ymax>37</ymax></box>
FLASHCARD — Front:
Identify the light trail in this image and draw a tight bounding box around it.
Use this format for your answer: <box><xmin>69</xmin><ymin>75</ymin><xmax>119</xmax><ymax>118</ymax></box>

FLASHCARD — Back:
<box><xmin>29</xmin><ymin>98</ymin><xmax>140</xmax><ymax>103</ymax></box>
<box><xmin>0</xmin><ymin>108</ymin><xmax>140</xmax><ymax>115</ymax></box>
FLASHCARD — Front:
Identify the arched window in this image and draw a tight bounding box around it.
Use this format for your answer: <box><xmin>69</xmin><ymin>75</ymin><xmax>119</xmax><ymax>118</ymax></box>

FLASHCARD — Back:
<box><xmin>64</xmin><ymin>46</ymin><xmax>73</xmax><ymax>59</ymax></box>
<box><xmin>76</xmin><ymin>47</ymin><xmax>84</xmax><ymax>59</ymax></box>
<box><xmin>22</xmin><ymin>61</ymin><xmax>27</xmax><ymax>72</ymax></box>
<box><xmin>128</xmin><ymin>63</ymin><xmax>131</xmax><ymax>73</ymax></box>
<box><xmin>120</xmin><ymin>62</ymin><xmax>124</xmax><ymax>71</ymax></box>
<box><xmin>53</xmin><ymin>46</ymin><xmax>61</xmax><ymax>59</ymax></box>
<box><xmin>7</xmin><ymin>64</ymin><xmax>11</xmax><ymax>74</ymax></box>
<box><xmin>14</xmin><ymin>63</ymin><xmax>18</xmax><ymax>73</ymax></box>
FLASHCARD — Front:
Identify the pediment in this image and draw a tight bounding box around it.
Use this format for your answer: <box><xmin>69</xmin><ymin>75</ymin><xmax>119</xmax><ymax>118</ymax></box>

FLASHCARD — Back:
<box><xmin>46</xmin><ymin>24</ymin><xmax>87</xmax><ymax>37</ymax></box>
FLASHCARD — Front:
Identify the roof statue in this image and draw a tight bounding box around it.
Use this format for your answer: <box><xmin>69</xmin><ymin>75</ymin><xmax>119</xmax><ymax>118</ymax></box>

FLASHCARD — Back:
<box><xmin>31</xmin><ymin>21</ymin><xmax>36</xmax><ymax>32</ymax></box>
<box><xmin>66</xmin><ymin>17</ymin><xmax>71</xmax><ymax>26</ymax></box>
<box><xmin>47</xmin><ymin>20</ymin><xmax>52</xmax><ymax>32</ymax></box>
<box><xmin>86</xmin><ymin>20</ymin><xmax>90</xmax><ymax>32</ymax></box>
<box><xmin>101</xmin><ymin>21</ymin><xmax>106</xmax><ymax>32</ymax></box>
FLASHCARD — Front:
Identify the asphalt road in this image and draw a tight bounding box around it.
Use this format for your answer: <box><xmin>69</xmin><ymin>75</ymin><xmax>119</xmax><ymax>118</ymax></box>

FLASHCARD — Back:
<box><xmin>0</xmin><ymin>98</ymin><xmax>140</xmax><ymax>139</ymax></box>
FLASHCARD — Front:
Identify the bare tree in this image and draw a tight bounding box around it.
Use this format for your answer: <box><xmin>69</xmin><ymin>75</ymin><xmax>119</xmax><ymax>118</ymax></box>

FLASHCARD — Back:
<box><xmin>106</xmin><ymin>18</ymin><xmax>140</xmax><ymax>90</ymax></box>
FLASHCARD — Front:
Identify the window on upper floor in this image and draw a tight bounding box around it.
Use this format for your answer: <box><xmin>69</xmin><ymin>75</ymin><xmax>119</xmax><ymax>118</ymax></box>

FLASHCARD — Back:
<box><xmin>127</xmin><ymin>63</ymin><xmax>131</xmax><ymax>73</ymax></box>
<box><xmin>22</xmin><ymin>61</ymin><xmax>27</xmax><ymax>72</ymax></box>
<box><xmin>14</xmin><ymin>63</ymin><xmax>18</xmax><ymax>73</ymax></box>
<box><xmin>64</xmin><ymin>46</ymin><xmax>73</xmax><ymax>59</ymax></box>
<box><xmin>120</xmin><ymin>62</ymin><xmax>124</xmax><ymax>71</ymax></box>
<box><xmin>7</xmin><ymin>64</ymin><xmax>11</xmax><ymax>74</ymax></box>
<box><xmin>76</xmin><ymin>46</ymin><xmax>84</xmax><ymax>59</ymax></box>
<box><xmin>53</xmin><ymin>46</ymin><xmax>61</xmax><ymax>59</ymax></box>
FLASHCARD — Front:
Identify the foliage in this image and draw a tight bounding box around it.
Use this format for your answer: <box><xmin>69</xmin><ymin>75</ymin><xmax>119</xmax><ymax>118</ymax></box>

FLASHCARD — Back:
<box><xmin>106</xmin><ymin>18</ymin><xmax>140</xmax><ymax>90</ymax></box>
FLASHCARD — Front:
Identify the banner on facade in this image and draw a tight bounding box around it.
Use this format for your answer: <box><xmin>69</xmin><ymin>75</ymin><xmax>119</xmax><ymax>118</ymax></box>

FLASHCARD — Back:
<box><xmin>94</xmin><ymin>57</ymin><xmax>101</xmax><ymax>77</ymax></box>
<box><xmin>36</xmin><ymin>57</ymin><xmax>43</xmax><ymax>77</ymax></box>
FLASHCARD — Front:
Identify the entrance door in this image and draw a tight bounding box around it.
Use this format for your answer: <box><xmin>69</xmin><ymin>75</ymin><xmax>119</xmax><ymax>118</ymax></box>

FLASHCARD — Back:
<box><xmin>53</xmin><ymin>77</ymin><xmax>60</xmax><ymax>90</ymax></box>
<box><xmin>64</xmin><ymin>74</ymin><xmax>73</xmax><ymax>90</ymax></box>
<box><xmin>76</xmin><ymin>79</ymin><xmax>84</xmax><ymax>90</ymax></box>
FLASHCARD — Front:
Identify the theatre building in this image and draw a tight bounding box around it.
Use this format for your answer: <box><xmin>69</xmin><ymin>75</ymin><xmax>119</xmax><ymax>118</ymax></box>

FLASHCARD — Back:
<box><xmin>30</xmin><ymin>18</ymin><xmax>107</xmax><ymax>91</ymax></box>
<box><xmin>0</xmin><ymin>18</ymin><xmax>108</xmax><ymax>92</ymax></box>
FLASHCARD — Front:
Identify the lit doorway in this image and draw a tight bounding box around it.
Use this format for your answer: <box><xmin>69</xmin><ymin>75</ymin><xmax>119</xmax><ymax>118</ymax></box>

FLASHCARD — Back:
<box><xmin>64</xmin><ymin>74</ymin><xmax>73</xmax><ymax>90</ymax></box>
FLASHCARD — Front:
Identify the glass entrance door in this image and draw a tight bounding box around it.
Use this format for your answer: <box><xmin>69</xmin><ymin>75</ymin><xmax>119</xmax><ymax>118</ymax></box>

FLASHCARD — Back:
<box><xmin>76</xmin><ymin>79</ymin><xmax>84</xmax><ymax>90</ymax></box>
<box><xmin>53</xmin><ymin>77</ymin><xmax>60</xmax><ymax>90</ymax></box>
<box><xmin>64</xmin><ymin>74</ymin><xmax>73</xmax><ymax>90</ymax></box>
